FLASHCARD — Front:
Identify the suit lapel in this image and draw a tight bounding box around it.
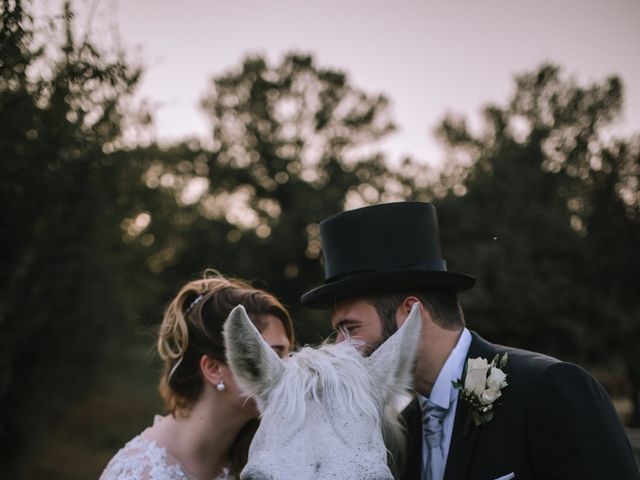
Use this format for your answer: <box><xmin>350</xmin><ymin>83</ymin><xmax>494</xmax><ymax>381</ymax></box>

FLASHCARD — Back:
<box><xmin>401</xmin><ymin>397</ymin><xmax>424</xmax><ymax>480</ymax></box>
<box><xmin>443</xmin><ymin>332</ymin><xmax>496</xmax><ymax>480</ymax></box>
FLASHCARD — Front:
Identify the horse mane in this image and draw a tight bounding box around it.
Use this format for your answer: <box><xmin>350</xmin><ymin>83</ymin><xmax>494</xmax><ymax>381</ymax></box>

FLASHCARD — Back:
<box><xmin>263</xmin><ymin>340</ymin><xmax>406</xmax><ymax>471</ymax></box>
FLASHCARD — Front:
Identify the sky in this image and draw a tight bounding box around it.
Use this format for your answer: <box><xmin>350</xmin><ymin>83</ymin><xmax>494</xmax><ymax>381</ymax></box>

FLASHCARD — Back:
<box><xmin>38</xmin><ymin>0</ymin><xmax>640</xmax><ymax>166</ymax></box>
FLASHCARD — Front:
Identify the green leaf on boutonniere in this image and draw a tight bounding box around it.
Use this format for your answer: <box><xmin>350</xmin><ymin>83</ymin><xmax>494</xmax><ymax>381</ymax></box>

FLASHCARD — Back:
<box><xmin>499</xmin><ymin>353</ymin><xmax>508</xmax><ymax>369</ymax></box>
<box><xmin>470</xmin><ymin>408</ymin><xmax>494</xmax><ymax>427</ymax></box>
<box><xmin>489</xmin><ymin>352</ymin><xmax>508</xmax><ymax>370</ymax></box>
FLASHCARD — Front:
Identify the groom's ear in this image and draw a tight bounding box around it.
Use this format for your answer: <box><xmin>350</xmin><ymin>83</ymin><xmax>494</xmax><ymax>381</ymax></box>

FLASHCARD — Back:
<box><xmin>395</xmin><ymin>296</ymin><xmax>422</xmax><ymax>328</ymax></box>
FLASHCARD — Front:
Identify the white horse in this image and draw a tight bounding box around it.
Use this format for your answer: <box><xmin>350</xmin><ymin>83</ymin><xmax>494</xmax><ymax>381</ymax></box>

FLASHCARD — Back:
<box><xmin>224</xmin><ymin>303</ymin><xmax>422</xmax><ymax>480</ymax></box>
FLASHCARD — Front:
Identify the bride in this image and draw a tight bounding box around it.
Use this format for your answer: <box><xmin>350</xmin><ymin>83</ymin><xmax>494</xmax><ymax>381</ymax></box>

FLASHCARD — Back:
<box><xmin>100</xmin><ymin>272</ymin><xmax>293</xmax><ymax>480</ymax></box>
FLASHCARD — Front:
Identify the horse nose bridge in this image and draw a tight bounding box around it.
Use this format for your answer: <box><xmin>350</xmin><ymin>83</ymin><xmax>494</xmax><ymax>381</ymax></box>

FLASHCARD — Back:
<box><xmin>344</xmin><ymin>457</ymin><xmax>394</xmax><ymax>480</ymax></box>
<box><xmin>343</xmin><ymin>469</ymin><xmax>394</xmax><ymax>480</ymax></box>
<box><xmin>240</xmin><ymin>469</ymin><xmax>271</xmax><ymax>480</ymax></box>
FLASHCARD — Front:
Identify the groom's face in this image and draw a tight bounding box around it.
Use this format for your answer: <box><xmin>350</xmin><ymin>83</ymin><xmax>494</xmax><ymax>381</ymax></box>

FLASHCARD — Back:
<box><xmin>330</xmin><ymin>298</ymin><xmax>385</xmax><ymax>356</ymax></box>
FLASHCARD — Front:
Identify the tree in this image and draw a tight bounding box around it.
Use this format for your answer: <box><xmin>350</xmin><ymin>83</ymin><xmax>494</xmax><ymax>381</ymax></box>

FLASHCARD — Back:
<box><xmin>135</xmin><ymin>53</ymin><xmax>422</xmax><ymax>340</ymax></box>
<box><xmin>433</xmin><ymin>65</ymin><xmax>640</xmax><ymax>425</ymax></box>
<box><xmin>0</xmin><ymin>1</ymin><xmax>155</xmax><ymax>471</ymax></box>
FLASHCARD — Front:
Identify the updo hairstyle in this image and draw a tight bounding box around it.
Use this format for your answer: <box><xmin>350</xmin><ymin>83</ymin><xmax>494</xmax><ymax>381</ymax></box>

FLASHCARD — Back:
<box><xmin>157</xmin><ymin>271</ymin><xmax>293</xmax><ymax>414</ymax></box>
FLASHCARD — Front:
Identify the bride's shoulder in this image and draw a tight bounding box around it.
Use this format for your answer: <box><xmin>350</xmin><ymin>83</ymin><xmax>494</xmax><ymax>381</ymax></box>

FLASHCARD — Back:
<box><xmin>99</xmin><ymin>433</ymin><xmax>190</xmax><ymax>480</ymax></box>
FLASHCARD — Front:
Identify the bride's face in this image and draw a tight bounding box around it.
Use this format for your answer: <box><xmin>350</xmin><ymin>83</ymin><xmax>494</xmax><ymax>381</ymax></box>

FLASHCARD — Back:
<box><xmin>223</xmin><ymin>314</ymin><xmax>291</xmax><ymax>415</ymax></box>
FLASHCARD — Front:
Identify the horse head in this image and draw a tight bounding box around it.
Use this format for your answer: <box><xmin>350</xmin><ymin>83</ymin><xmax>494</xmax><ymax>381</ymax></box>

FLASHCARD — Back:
<box><xmin>224</xmin><ymin>303</ymin><xmax>422</xmax><ymax>480</ymax></box>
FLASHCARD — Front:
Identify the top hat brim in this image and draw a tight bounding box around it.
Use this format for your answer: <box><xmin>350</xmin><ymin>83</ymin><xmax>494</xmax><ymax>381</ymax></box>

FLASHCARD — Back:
<box><xmin>300</xmin><ymin>270</ymin><xmax>476</xmax><ymax>310</ymax></box>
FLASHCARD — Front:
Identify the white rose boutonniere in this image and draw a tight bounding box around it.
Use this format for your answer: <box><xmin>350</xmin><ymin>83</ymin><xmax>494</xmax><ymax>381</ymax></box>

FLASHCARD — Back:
<box><xmin>452</xmin><ymin>353</ymin><xmax>508</xmax><ymax>430</ymax></box>
<box><xmin>464</xmin><ymin>357</ymin><xmax>490</xmax><ymax>395</ymax></box>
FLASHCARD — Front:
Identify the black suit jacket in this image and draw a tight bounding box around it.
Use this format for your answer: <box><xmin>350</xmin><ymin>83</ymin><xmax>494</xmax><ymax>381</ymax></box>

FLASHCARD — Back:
<box><xmin>400</xmin><ymin>332</ymin><xmax>639</xmax><ymax>480</ymax></box>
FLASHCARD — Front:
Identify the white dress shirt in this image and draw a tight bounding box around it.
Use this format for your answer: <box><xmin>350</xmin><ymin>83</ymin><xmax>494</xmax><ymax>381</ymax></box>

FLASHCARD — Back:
<box><xmin>419</xmin><ymin>328</ymin><xmax>472</xmax><ymax>477</ymax></box>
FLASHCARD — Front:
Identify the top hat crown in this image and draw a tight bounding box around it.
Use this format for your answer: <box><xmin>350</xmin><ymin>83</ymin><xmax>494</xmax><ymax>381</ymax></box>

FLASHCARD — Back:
<box><xmin>300</xmin><ymin>202</ymin><xmax>475</xmax><ymax>309</ymax></box>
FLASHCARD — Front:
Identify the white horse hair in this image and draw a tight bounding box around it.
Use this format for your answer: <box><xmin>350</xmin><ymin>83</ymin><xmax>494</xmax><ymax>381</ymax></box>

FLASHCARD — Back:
<box><xmin>224</xmin><ymin>303</ymin><xmax>422</xmax><ymax>480</ymax></box>
<box><xmin>263</xmin><ymin>339</ymin><xmax>404</xmax><ymax>457</ymax></box>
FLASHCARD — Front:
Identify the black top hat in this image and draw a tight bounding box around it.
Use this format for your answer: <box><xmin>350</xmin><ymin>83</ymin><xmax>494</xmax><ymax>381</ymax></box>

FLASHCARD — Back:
<box><xmin>300</xmin><ymin>201</ymin><xmax>475</xmax><ymax>309</ymax></box>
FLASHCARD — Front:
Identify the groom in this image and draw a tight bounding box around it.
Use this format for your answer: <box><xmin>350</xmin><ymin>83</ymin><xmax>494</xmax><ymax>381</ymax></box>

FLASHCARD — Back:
<box><xmin>301</xmin><ymin>202</ymin><xmax>638</xmax><ymax>480</ymax></box>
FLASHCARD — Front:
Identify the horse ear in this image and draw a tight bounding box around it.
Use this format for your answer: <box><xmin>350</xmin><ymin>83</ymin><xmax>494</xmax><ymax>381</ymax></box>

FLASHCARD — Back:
<box><xmin>366</xmin><ymin>302</ymin><xmax>422</xmax><ymax>400</ymax></box>
<box><xmin>223</xmin><ymin>304</ymin><xmax>284</xmax><ymax>402</ymax></box>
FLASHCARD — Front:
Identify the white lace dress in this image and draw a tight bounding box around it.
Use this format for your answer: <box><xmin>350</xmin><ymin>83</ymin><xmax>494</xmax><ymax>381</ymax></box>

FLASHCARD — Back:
<box><xmin>100</xmin><ymin>432</ymin><xmax>233</xmax><ymax>480</ymax></box>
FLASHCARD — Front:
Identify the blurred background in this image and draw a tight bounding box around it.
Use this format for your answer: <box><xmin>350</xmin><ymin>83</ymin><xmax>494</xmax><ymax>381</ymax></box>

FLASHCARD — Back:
<box><xmin>1</xmin><ymin>0</ymin><xmax>639</xmax><ymax>477</ymax></box>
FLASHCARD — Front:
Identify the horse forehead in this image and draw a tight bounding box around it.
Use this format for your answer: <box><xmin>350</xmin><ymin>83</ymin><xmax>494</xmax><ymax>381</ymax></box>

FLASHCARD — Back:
<box><xmin>258</xmin><ymin>343</ymin><xmax>386</xmax><ymax>441</ymax></box>
<box><xmin>246</xmin><ymin>346</ymin><xmax>393</xmax><ymax>480</ymax></box>
<box><xmin>255</xmin><ymin>403</ymin><xmax>384</xmax><ymax>461</ymax></box>
<box><xmin>247</xmin><ymin>418</ymin><xmax>391</xmax><ymax>479</ymax></box>
<box><xmin>261</xmin><ymin>400</ymin><xmax>376</xmax><ymax>437</ymax></box>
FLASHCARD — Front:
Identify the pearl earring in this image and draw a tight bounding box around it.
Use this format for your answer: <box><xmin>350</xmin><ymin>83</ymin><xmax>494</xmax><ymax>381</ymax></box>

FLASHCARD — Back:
<box><xmin>216</xmin><ymin>381</ymin><xmax>226</xmax><ymax>392</ymax></box>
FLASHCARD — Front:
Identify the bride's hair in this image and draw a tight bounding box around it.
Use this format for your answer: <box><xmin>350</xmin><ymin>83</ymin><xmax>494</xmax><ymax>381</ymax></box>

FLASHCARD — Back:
<box><xmin>157</xmin><ymin>269</ymin><xmax>293</xmax><ymax>472</ymax></box>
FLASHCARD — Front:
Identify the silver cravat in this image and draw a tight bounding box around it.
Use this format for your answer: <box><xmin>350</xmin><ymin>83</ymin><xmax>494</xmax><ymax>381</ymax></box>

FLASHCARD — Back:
<box><xmin>420</xmin><ymin>396</ymin><xmax>448</xmax><ymax>480</ymax></box>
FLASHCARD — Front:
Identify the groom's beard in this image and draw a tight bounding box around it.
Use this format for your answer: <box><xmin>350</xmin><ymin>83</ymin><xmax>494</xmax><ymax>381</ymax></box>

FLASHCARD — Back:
<box><xmin>329</xmin><ymin>317</ymin><xmax>399</xmax><ymax>356</ymax></box>
<box><xmin>364</xmin><ymin>322</ymin><xmax>398</xmax><ymax>357</ymax></box>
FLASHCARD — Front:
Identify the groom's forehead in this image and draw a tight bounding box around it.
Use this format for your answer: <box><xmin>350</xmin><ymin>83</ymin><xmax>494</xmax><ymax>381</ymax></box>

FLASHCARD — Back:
<box><xmin>330</xmin><ymin>298</ymin><xmax>381</xmax><ymax>324</ymax></box>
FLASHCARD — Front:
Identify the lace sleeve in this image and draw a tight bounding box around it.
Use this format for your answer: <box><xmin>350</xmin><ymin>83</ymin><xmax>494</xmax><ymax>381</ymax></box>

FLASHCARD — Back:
<box><xmin>99</xmin><ymin>436</ymin><xmax>190</xmax><ymax>480</ymax></box>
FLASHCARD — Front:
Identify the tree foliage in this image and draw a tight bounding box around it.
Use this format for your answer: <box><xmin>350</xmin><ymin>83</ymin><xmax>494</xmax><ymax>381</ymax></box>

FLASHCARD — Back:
<box><xmin>0</xmin><ymin>1</ymin><xmax>155</xmax><ymax>470</ymax></box>
<box><xmin>132</xmin><ymin>53</ymin><xmax>421</xmax><ymax>338</ymax></box>
<box><xmin>433</xmin><ymin>65</ymin><xmax>640</xmax><ymax>425</ymax></box>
